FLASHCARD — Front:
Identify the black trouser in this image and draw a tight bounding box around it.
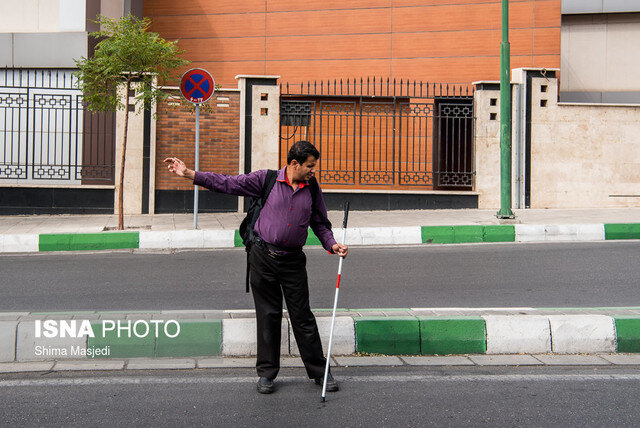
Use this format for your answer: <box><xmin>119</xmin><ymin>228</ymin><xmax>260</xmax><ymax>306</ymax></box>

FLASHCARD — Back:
<box><xmin>249</xmin><ymin>244</ymin><xmax>326</xmax><ymax>380</ymax></box>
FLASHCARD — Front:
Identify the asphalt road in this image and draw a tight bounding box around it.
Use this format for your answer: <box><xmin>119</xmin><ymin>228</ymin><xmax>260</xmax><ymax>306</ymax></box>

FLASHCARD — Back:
<box><xmin>0</xmin><ymin>241</ymin><xmax>639</xmax><ymax>311</ymax></box>
<box><xmin>1</xmin><ymin>366</ymin><xmax>640</xmax><ymax>426</ymax></box>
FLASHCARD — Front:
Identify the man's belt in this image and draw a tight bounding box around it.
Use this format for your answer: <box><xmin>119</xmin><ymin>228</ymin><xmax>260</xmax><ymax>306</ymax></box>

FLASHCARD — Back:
<box><xmin>255</xmin><ymin>237</ymin><xmax>302</xmax><ymax>257</ymax></box>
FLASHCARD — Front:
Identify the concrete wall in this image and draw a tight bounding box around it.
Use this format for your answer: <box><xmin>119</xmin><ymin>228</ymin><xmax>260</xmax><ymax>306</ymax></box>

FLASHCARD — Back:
<box><xmin>475</xmin><ymin>73</ymin><xmax>640</xmax><ymax>209</ymax></box>
<box><xmin>530</xmin><ymin>77</ymin><xmax>640</xmax><ymax>208</ymax></box>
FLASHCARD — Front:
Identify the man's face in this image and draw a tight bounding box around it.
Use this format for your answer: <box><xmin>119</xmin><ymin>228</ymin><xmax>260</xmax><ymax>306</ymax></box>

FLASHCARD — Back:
<box><xmin>291</xmin><ymin>156</ymin><xmax>317</xmax><ymax>182</ymax></box>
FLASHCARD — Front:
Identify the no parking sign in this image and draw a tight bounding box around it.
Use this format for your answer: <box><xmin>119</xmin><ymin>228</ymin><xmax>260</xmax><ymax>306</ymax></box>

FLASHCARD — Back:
<box><xmin>179</xmin><ymin>68</ymin><xmax>215</xmax><ymax>229</ymax></box>
<box><xmin>180</xmin><ymin>68</ymin><xmax>214</xmax><ymax>103</ymax></box>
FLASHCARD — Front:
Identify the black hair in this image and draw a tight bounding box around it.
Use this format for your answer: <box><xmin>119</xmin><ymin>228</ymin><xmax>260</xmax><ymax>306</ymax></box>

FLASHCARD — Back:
<box><xmin>287</xmin><ymin>140</ymin><xmax>320</xmax><ymax>165</ymax></box>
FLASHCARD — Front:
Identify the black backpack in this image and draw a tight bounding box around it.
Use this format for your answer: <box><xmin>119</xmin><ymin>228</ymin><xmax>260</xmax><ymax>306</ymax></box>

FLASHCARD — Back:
<box><xmin>240</xmin><ymin>169</ymin><xmax>325</xmax><ymax>292</ymax></box>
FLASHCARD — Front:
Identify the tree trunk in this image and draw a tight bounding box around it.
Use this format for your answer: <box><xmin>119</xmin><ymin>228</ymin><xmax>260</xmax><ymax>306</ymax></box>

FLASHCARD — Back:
<box><xmin>118</xmin><ymin>80</ymin><xmax>131</xmax><ymax>230</ymax></box>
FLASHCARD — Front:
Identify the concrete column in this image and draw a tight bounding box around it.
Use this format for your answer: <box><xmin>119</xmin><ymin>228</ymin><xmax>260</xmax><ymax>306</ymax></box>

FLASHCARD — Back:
<box><xmin>250</xmin><ymin>85</ymin><xmax>280</xmax><ymax>171</ymax></box>
<box><xmin>235</xmin><ymin>75</ymin><xmax>280</xmax><ymax>212</ymax></box>
<box><xmin>473</xmin><ymin>81</ymin><xmax>501</xmax><ymax>209</ymax></box>
<box><xmin>114</xmin><ymin>81</ymin><xmax>145</xmax><ymax>215</ymax></box>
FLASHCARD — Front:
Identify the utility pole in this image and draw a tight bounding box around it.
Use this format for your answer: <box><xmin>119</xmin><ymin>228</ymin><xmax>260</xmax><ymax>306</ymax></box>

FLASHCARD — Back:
<box><xmin>497</xmin><ymin>0</ymin><xmax>515</xmax><ymax>218</ymax></box>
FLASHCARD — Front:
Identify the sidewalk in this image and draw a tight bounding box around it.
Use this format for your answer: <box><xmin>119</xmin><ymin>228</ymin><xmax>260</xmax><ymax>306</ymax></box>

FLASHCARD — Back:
<box><xmin>1</xmin><ymin>208</ymin><xmax>639</xmax><ymax>252</ymax></box>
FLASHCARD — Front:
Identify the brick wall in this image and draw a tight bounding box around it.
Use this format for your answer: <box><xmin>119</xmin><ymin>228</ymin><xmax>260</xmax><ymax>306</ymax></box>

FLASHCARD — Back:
<box><xmin>155</xmin><ymin>89</ymin><xmax>240</xmax><ymax>191</ymax></box>
<box><xmin>145</xmin><ymin>0</ymin><xmax>561</xmax><ymax>87</ymax></box>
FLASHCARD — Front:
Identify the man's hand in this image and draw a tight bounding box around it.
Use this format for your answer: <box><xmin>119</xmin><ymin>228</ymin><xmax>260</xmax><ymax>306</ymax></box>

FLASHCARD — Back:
<box><xmin>332</xmin><ymin>243</ymin><xmax>348</xmax><ymax>258</ymax></box>
<box><xmin>163</xmin><ymin>157</ymin><xmax>195</xmax><ymax>180</ymax></box>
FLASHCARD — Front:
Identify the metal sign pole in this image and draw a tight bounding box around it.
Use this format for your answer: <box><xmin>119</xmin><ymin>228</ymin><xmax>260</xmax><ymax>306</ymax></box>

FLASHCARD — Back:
<box><xmin>180</xmin><ymin>68</ymin><xmax>213</xmax><ymax>230</ymax></box>
<box><xmin>194</xmin><ymin>103</ymin><xmax>200</xmax><ymax>229</ymax></box>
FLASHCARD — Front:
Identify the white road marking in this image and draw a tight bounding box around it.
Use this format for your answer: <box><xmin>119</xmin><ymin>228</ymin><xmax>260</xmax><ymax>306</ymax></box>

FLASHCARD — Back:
<box><xmin>2</xmin><ymin>373</ymin><xmax>640</xmax><ymax>388</ymax></box>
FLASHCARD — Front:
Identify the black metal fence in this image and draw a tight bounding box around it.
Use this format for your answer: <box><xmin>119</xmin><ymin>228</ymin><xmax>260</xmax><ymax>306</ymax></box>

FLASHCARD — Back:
<box><xmin>280</xmin><ymin>78</ymin><xmax>474</xmax><ymax>190</ymax></box>
<box><xmin>0</xmin><ymin>69</ymin><xmax>115</xmax><ymax>185</ymax></box>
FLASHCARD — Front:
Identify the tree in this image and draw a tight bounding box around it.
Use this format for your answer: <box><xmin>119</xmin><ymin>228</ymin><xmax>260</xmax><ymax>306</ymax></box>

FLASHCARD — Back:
<box><xmin>75</xmin><ymin>15</ymin><xmax>189</xmax><ymax>229</ymax></box>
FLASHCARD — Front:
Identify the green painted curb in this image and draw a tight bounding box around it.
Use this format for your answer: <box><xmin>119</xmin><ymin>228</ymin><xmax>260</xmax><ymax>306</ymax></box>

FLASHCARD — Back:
<box><xmin>614</xmin><ymin>317</ymin><xmax>640</xmax><ymax>353</ymax></box>
<box><xmin>421</xmin><ymin>225</ymin><xmax>514</xmax><ymax>244</ymax></box>
<box><xmin>421</xmin><ymin>226</ymin><xmax>455</xmax><ymax>243</ymax></box>
<box><xmin>605</xmin><ymin>223</ymin><xmax>640</xmax><ymax>240</ymax></box>
<box><xmin>484</xmin><ymin>225</ymin><xmax>516</xmax><ymax>242</ymax></box>
<box><xmin>233</xmin><ymin>230</ymin><xmax>243</xmax><ymax>247</ymax></box>
<box><xmin>155</xmin><ymin>320</ymin><xmax>222</xmax><ymax>357</ymax></box>
<box><xmin>233</xmin><ymin>228</ymin><xmax>322</xmax><ymax>247</ymax></box>
<box><xmin>88</xmin><ymin>319</ymin><xmax>222</xmax><ymax>358</ymax></box>
<box><xmin>452</xmin><ymin>225</ymin><xmax>485</xmax><ymax>243</ymax></box>
<box><xmin>305</xmin><ymin>229</ymin><xmax>321</xmax><ymax>246</ymax></box>
<box><xmin>39</xmin><ymin>232</ymin><xmax>139</xmax><ymax>252</ymax></box>
<box><xmin>89</xmin><ymin>321</ymin><xmax>154</xmax><ymax>358</ymax></box>
<box><xmin>355</xmin><ymin>316</ymin><xmax>420</xmax><ymax>355</ymax></box>
<box><xmin>419</xmin><ymin>316</ymin><xmax>487</xmax><ymax>355</ymax></box>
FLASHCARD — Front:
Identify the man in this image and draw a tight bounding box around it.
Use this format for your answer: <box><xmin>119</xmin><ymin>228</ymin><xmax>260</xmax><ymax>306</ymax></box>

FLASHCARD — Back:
<box><xmin>164</xmin><ymin>140</ymin><xmax>348</xmax><ymax>394</ymax></box>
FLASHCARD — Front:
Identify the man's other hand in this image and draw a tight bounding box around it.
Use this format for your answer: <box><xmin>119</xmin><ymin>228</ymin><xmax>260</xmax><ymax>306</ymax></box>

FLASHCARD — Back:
<box><xmin>163</xmin><ymin>157</ymin><xmax>195</xmax><ymax>180</ymax></box>
<box><xmin>332</xmin><ymin>243</ymin><xmax>348</xmax><ymax>258</ymax></box>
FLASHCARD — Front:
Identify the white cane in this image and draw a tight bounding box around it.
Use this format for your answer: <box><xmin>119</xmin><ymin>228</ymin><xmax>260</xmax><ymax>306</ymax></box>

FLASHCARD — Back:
<box><xmin>321</xmin><ymin>201</ymin><xmax>349</xmax><ymax>402</ymax></box>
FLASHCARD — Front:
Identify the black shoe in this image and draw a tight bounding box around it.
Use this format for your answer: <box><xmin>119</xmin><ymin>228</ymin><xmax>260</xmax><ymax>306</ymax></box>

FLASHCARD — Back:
<box><xmin>257</xmin><ymin>377</ymin><xmax>274</xmax><ymax>394</ymax></box>
<box><xmin>314</xmin><ymin>373</ymin><xmax>339</xmax><ymax>392</ymax></box>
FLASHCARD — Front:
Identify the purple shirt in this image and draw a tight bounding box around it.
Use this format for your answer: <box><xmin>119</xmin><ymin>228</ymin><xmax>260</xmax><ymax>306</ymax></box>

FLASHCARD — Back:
<box><xmin>193</xmin><ymin>166</ymin><xmax>338</xmax><ymax>252</ymax></box>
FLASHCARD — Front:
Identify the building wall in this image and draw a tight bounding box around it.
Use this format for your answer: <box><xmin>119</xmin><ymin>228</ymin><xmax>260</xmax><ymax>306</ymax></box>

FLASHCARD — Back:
<box><xmin>560</xmin><ymin>12</ymin><xmax>640</xmax><ymax>103</ymax></box>
<box><xmin>0</xmin><ymin>0</ymin><xmax>141</xmax><ymax>68</ymax></box>
<box><xmin>144</xmin><ymin>0</ymin><xmax>561</xmax><ymax>86</ymax></box>
<box><xmin>154</xmin><ymin>89</ymin><xmax>241</xmax><ymax>191</ymax></box>
<box><xmin>475</xmin><ymin>75</ymin><xmax>640</xmax><ymax>209</ymax></box>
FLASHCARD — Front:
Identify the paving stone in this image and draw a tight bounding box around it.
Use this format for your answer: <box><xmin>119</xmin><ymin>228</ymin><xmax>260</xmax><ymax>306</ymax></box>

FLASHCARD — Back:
<box><xmin>401</xmin><ymin>356</ymin><xmax>474</xmax><ymax>366</ymax></box>
<box><xmin>290</xmin><ymin>316</ymin><xmax>354</xmax><ymax>356</ymax></box>
<box><xmin>549</xmin><ymin>315</ymin><xmax>616</xmax><ymax>353</ymax></box>
<box><xmin>532</xmin><ymin>354</ymin><xmax>611</xmax><ymax>365</ymax></box>
<box><xmin>468</xmin><ymin>354</ymin><xmax>542</xmax><ymax>366</ymax></box>
<box><xmin>53</xmin><ymin>360</ymin><xmax>126</xmax><ymax>371</ymax></box>
<box><xmin>126</xmin><ymin>358</ymin><xmax>196</xmax><ymax>370</ymax></box>
<box><xmin>0</xmin><ymin>321</ymin><xmax>17</xmax><ymax>362</ymax></box>
<box><xmin>333</xmin><ymin>356</ymin><xmax>403</xmax><ymax>366</ymax></box>
<box><xmin>280</xmin><ymin>357</ymin><xmax>305</xmax><ymax>368</ymax></box>
<box><xmin>16</xmin><ymin>321</ymin><xmax>86</xmax><ymax>361</ymax></box>
<box><xmin>222</xmin><ymin>318</ymin><xmax>288</xmax><ymax>356</ymax></box>
<box><xmin>0</xmin><ymin>361</ymin><xmax>54</xmax><ymax>373</ymax></box>
<box><xmin>197</xmin><ymin>357</ymin><xmax>253</xmax><ymax>368</ymax></box>
<box><xmin>599</xmin><ymin>354</ymin><xmax>640</xmax><ymax>365</ymax></box>
<box><xmin>483</xmin><ymin>315</ymin><xmax>551</xmax><ymax>354</ymax></box>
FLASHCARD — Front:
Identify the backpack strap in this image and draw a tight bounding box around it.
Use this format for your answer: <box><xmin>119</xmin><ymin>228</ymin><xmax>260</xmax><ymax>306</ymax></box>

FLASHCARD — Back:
<box><xmin>308</xmin><ymin>176</ymin><xmax>332</xmax><ymax>231</ymax></box>
<box><xmin>245</xmin><ymin>169</ymin><xmax>278</xmax><ymax>293</ymax></box>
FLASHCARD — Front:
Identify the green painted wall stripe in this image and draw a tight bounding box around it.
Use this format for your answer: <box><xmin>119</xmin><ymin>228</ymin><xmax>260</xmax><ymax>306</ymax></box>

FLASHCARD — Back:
<box><xmin>614</xmin><ymin>317</ymin><xmax>640</xmax><ymax>353</ymax></box>
<box><xmin>419</xmin><ymin>316</ymin><xmax>487</xmax><ymax>355</ymax></box>
<box><xmin>605</xmin><ymin>223</ymin><xmax>640</xmax><ymax>240</ymax></box>
<box><xmin>422</xmin><ymin>225</ymin><xmax>514</xmax><ymax>244</ymax></box>
<box><xmin>88</xmin><ymin>320</ymin><xmax>222</xmax><ymax>359</ymax></box>
<box><xmin>355</xmin><ymin>316</ymin><xmax>420</xmax><ymax>355</ymax></box>
<box><xmin>39</xmin><ymin>232</ymin><xmax>139</xmax><ymax>252</ymax></box>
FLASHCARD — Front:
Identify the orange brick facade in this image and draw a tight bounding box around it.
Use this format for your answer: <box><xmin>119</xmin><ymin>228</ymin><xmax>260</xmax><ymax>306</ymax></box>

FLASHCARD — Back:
<box><xmin>144</xmin><ymin>0</ymin><xmax>561</xmax><ymax>87</ymax></box>
<box><xmin>155</xmin><ymin>90</ymin><xmax>240</xmax><ymax>191</ymax></box>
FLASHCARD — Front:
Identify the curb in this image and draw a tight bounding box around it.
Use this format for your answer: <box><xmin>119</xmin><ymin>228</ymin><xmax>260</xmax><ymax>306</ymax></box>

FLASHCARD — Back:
<box><xmin>1</xmin><ymin>223</ymin><xmax>639</xmax><ymax>253</ymax></box>
<box><xmin>2</xmin><ymin>310</ymin><xmax>640</xmax><ymax>363</ymax></box>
